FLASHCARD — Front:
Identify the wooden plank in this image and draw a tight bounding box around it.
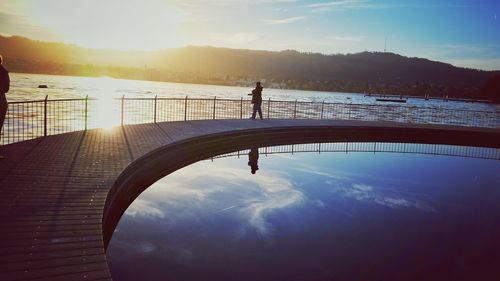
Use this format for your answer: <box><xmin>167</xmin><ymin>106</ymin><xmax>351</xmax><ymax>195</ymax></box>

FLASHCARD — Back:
<box><xmin>2</xmin><ymin>223</ymin><xmax>102</xmax><ymax>234</ymax></box>
<box><xmin>0</xmin><ymin>235</ymin><xmax>103</xmax><ymax>248</ymax></box>
<box><xmin>0</xmin><ymin>229</ymin><xmax>102</xmax><ymax>240</ymax></box>
<box><xmin>0</xmin><ymin>254</ymin><xmax>106</xmax><ymax>272</ymax></box>
<box><xmin>0</xmin><ymin>240</ymin><xmax>103</xmax><ymax>255</ymax></box>
<box><xmin>0</xmin><ymin>247</ymin><xmax>104</xmax><ymax>263</ymax></box>
<box><xmin>0</xmin><ymin>265</ymin><xmax>110</xmax><ymax>281</ymax></box>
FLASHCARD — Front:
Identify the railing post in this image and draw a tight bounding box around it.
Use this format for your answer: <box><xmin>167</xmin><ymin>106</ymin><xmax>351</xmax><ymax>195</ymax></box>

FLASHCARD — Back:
<box><xmin>154</xmin><ymin>95</ymin><xmax>158</xmax><ymax>123</ymax></box>
<box><xmin>84</xmin><ymin>95</ymin><xmax>88</xmax><ymax>130</ymax></box>
<box><xmin>43</xmin><ymin>95</ymin><xmax>48</xmax><ymax>137</ymax></box>
<box><xmin>240</xmin><ymin>97</ymin><xmax>243</xmax><ymax>119</ymax></box>
<box><xmin>184</xmin><ymin>95</ymin><xmax>188</xmax><ymax>121</ymax></box>
<box><xmin>320</xmin><ymin>101</ymin><xmax>325</xmax><ymax>119</ymax></box>
<box><xmin>120</xmin><ymin>95</ymin><xmax>125</xmax><ymax>126</ymax></box>
<box><xmin>267</xmin><ymin>98</ymin><xmax>271</xmax><ymax>119</ymax></box>
<box><xmin>348</xmin><ymin>103</ymin><xmax>352</xmax><ymax>120</ymax></box>
<box><xmin>293</xmin><ymin>100</ymin><xmax>297</xmax><ymax>119</ymax></box>
<box><xmin>213</xmin><ymin>96</ymin><xmax>216</xmax><ymax>120</ymax></box>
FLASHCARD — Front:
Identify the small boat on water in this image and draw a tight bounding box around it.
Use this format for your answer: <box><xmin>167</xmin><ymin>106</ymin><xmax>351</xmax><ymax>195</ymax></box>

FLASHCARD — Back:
<box><xmin>376</xmin><ymin>98</ymin><xmax>407</xmax><ymax>103</ymax></box>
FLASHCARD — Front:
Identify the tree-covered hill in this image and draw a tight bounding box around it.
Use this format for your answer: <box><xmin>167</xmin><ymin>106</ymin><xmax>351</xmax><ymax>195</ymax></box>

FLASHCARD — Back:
<box><xmin>1</xmin><ymin>35</ymin><xmax>498</xmax><ymax>99</ymax></box>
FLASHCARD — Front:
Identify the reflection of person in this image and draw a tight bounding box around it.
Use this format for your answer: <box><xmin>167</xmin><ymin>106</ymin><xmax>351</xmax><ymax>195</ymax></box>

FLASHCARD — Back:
<box><xmin>248</xmin><ymin>81</ymin><xmax>263</xmax><ymax>120</ymax></box>
<box><xmin>0</xmin><ymin>55</ymin><xmax>10</xmax><ymax>159</ymax></box>
<box><xmin>248</xmin><ymin>147</ymin><xmax>259</xmax><ymax>174</ymax></box>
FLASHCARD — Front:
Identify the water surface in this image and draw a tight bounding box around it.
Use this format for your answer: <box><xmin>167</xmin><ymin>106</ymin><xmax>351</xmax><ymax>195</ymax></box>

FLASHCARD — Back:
<box><xmin>107</xmin><ymin>143</ymin><xmax>500</xmax><ymax>281</ymax></box>
<box><xmin>9</xmin><ymin>73</ymin><xmax>499</xmax><ymax>111</ymax></box>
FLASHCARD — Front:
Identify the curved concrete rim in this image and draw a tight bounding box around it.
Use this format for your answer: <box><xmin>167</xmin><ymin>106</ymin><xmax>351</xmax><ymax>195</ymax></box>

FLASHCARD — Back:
<box><xmin>102</xmin><ymin>123</ymin><xmax>500</xmax><ymax>249</ymax></box>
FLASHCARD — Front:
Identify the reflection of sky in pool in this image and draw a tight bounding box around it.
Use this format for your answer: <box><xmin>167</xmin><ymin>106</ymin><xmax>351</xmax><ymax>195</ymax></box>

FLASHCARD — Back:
<box><xmin>107</xmin><ymin>145</ymin><xmax>500</xmax><ymax>281</ymax></box>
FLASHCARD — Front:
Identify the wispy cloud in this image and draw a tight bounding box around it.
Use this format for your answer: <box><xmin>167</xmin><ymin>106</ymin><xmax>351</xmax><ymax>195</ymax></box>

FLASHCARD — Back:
<box><xmin>262</xmin><ymin>16</ymin><xmax>307</xmax><ymax>25</ymax></box>
<box><xmin>140</xmin><ymin>165</ymin><xmax>306</xmax><ymax>236</ymax></box>
<box><xmin>305</xmin><ymin>0</ymin><xmax>474</xmax><ymax>13</ymax></box>
<box><xmin>125</xmin><ymin>198</ymin><xmax>165</xmax><ymax>219</ymax></box>
<box><xmin>327</xmin><ymin>182</ymin><xmax>436</xmax><ymax>212</ymax></box>
<box><xmin>305</xmin><ymin>0</ymin><xmax>376</xmax><ymax>12</ymax></box>
<box><xmin>295</xmin><ymin>167</ymin><xmax>348</xmax><ymax>180</ymax></box>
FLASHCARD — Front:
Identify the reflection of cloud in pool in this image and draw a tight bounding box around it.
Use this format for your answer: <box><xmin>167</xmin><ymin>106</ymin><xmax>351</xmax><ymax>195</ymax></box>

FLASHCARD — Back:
<box><xmin>329</xmin><ymin>182</ymin><xmax>435</xmax><ymax>212</ymax></box>
<box><xmin>140</xmin><ymin>166</ymin><xmax>306</xmax><ymax>235</ymax></box>
<box><xmin>296</xmin><ymin>167</ymin><xmax>435</xmax><ymax>212</ymax></box>
<box><xmin>295</xmin><ymin>167</ymin><xmax>348</xmax><ymax>180</ymax></box>
<box><xmin>125</xmin><ymin>199</ymin><xmax>165</xmax><ymax>218</ymax></box>
<box><xmin>241</xmin><ymin>175</ymin><xmax>305</xmax><ymax>234</ymax></box>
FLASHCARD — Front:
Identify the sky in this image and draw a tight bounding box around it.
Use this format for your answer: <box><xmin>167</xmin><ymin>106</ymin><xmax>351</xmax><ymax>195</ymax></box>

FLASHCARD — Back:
<box><xmin>0</xmin><ymin>0</ymin><xmax>499</xmax><ymax>70</ymax></box>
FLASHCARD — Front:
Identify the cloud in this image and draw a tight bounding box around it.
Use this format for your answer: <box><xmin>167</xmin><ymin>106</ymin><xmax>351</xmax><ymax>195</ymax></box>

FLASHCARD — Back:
<box><xmin>140</xmin><ymin>165</ymin><xmax>306</xmax><ymax>236</ymax></box>
<box><xmin>329</xmin><ymin>182</ymin><xmax>436</xmax><ymax>212</ymax></box>
<box><xmin>305</xmin><ymin>1</ymin><xmax>472</xmax><ymax>13</ymax></box>
<box><xmin>296</xmin><ymin>164</ymin><xmax>435</xmax><ymax>212</ymax></box>
<box><xmin>262</xmin><ymin>16</ymin><xmax>307</xmax><ymax>25</ymax></box>
<box><xmin>295</xmin><ymin>167</ymin><xmax>348</xmax><ymax>180</ymax></box>
<box><xmin>125</xmin><ymin>198</ymin><xmax>165</xmax><ymax>219</ymax></box>
<box><xmin>305</xmin><ymin>0</ymin><xmax>376</xmax><ymax>12</ymax></box>
<box><xmin>240</xmin><ymin>175</ymin><xmax>305</xmax><ymax>234</ymax></box>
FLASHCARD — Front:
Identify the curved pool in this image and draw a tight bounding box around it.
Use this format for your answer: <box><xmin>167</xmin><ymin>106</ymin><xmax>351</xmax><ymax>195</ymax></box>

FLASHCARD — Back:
<box><xmin>107</xmin><ymin>143</ymin><xmax>500</xmax><ymax>281</ymax></box>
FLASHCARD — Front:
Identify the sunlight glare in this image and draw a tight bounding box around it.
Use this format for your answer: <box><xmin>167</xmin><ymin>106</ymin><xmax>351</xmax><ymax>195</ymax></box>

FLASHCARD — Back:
<box><xmin>28</xmin><ymin>0</ymin><xmax>186</xmax><ymax>50</ymax></box>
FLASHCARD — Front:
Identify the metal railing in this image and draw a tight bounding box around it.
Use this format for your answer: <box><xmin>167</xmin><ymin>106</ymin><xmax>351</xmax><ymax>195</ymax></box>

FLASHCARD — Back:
<box><xmin>1</xmin><ymin>95</ymin><xmax>499</xmax><ymax>145</ymax></box>
<box><xmin>211</xmin><ymin>142</ymin><xmax>500</xmax><ymax>161</ymax></box>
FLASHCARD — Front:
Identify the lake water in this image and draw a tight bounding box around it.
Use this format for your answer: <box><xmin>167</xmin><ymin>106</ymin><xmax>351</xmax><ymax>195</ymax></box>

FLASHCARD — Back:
<box><xmin>1</xmin><ymin>73</ymin><xmax>498</xmax><ymax>145</ymax></box>
<box><xmin>107</xmin><ymin>142</ymin><xmax>500</xmax><ymax>281</ymax></box>
<box><xmin>8</xmin><ymin>73</ymin><xmax>499</xmax><ymax>111</ymax></box>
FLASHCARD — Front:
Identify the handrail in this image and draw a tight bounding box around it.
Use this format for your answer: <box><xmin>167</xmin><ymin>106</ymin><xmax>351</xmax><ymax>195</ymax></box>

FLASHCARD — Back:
<box><xmin>1</xmin><ymin>95</ymin><xmax>499</xmax><ymax>145</ymax></box>
<box><xmin>113</xmin><ymin>96</ymin><xmax>497</xmax><ymax>114</ymax></box>
<box><xmin>7</xmin><ymin>97</ymin><xmax>97</xmax><ymax>104</ymax></box>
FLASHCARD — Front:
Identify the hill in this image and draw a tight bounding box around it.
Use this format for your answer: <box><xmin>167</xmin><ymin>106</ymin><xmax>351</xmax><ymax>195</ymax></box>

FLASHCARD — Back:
<box><xmin>0</xmin><ymin>35</ymin><xmax>498</xmax><ymax>99</ymax></box>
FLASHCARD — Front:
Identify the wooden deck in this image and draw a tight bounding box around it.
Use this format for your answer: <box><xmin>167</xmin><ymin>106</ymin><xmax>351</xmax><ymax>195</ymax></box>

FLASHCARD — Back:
<box><xmin>0</xmin><ymin>119</ymin><xmax>498</xmax><ymax>281</ymax></box>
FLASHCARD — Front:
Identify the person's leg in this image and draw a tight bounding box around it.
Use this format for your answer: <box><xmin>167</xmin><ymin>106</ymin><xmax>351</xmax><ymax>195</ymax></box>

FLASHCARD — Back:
<box><xmin>0</xmin><ymin>94</ymin><xmax>7</xmax><ymax>135</ymax></box>
<box><xmin>0</xmin><ymin>94</ymin><xmax>6</xmax><ymax>159</ymax></box>
<box><xmin>257</xmin><ymin>104</ymin><xmax>263</xmax><ymax>119</ymax></box>
<box><xmin>251</xmin><ymin>104</ymin><xmax>257</xmax><ymax>119</ymax></box>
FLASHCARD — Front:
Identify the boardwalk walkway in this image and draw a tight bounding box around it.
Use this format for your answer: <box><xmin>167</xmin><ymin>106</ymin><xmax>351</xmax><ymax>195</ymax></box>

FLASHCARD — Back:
<box><xmin>0</xmin><ymin>119</ymin><xmax>499</xmax><ymax>281</ymax></box>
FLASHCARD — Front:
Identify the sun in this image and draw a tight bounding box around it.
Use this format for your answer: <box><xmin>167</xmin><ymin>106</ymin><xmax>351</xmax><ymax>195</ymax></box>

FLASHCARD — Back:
<box><xmin>28</xmin><ymin>0</ymin><xmax>186</xmax><ymax>51</ymax></box>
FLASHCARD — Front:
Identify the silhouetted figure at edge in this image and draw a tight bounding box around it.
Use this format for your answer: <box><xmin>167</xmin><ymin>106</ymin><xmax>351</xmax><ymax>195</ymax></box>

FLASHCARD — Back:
<box><xmin>248</xmin><ymin>147</ymin><xmax>259</xmax><ymax>174</ymax></box>
<box><xmin>248</xmin><ymin>81</ymin><xmax>263</xmax><ymax>119</ymax></box>
<box><xmin>0</xmin><ymin>55</ymin><xmax>10</xmax><ymax>160</ymax></box>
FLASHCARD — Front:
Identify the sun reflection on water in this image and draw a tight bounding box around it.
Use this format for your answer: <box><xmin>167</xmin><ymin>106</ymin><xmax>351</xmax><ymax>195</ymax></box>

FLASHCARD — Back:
<box><xmin>88</xmin><ymin>77</ymin><xmax>122</xmax><ymax>129</ymax></box>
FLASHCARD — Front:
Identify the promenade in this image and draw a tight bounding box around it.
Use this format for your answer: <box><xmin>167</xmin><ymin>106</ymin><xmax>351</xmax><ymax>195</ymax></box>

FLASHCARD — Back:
<box><xmin>0</xmin><ymin>119</ymin><xmax>499</xmax><ymax>281</ymax></box>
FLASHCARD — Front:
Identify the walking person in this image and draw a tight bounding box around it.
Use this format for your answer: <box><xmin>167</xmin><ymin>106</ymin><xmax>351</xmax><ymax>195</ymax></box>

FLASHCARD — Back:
<box><xmin>248</xmin><ymin>81</ymin><xmax>263</xmax><ymax>119</ymax></box>
<box><xmin>0</xmin><ymin>55</ymin><xmax>10</xmax><ymax>159</ymax></box>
